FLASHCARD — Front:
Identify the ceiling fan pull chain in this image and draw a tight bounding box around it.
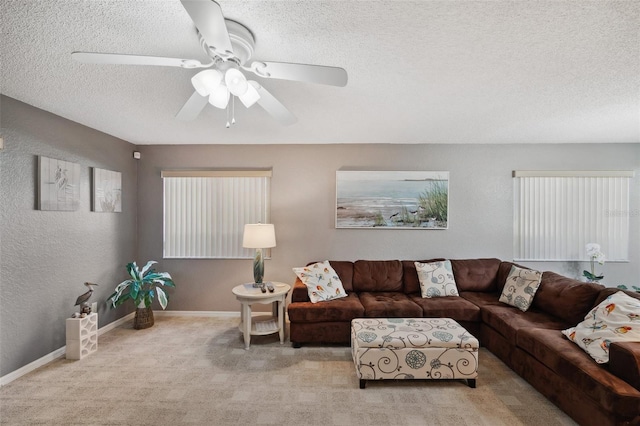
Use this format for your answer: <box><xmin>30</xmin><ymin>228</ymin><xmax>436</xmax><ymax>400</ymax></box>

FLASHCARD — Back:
<box><xmin>231</xmin><ymin>95</ymin><xmax>236</xmax><ymax>125</ymax></box>
<box><xmin>225</xmin><ymin>97</ymin><xmax>231</xmax><ymax>128</ymax></box>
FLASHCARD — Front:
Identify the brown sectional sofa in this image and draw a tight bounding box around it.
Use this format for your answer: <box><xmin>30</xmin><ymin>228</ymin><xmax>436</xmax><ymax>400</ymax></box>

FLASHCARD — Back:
<box><xmin>287</xmin><ymin>258</ymin><xmax>640</xmax><ymax>425</ymax></box>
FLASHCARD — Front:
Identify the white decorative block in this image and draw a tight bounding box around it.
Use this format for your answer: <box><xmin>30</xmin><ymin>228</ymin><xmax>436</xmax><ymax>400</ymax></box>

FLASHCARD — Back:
<box><xmin>66</xmin><ymin>313</ymin><xmax>98</xmax><ymax>360</ymax></box>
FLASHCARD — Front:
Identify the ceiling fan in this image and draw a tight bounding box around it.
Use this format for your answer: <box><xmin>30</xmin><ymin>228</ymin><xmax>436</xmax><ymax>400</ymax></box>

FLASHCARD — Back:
<box><xmin>72</xmin><ymin>0</ymin><xmax>348</xmax><ymax>127</ymax></box>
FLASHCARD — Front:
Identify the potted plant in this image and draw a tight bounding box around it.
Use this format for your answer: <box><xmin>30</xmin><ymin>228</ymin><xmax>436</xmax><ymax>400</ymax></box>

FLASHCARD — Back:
<box><xmin>107</xmin><ymin>261</ymin><xmax>175</xmax><ymax>329</ymax></box>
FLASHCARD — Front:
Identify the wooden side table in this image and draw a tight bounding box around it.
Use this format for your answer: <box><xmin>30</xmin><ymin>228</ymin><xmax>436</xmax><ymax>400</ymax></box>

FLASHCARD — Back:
<box><xmin>231</xmin><ymin>282</ymin><xmax>290</xmax><ymax>349</ymax></box>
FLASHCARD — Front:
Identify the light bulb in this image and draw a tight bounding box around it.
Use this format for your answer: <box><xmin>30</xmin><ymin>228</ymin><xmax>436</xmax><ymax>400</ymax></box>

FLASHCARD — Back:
<box><xmin>225</xmin><ymin>68</ymin><xmax>248</xmax><ymax>96</ymax></box>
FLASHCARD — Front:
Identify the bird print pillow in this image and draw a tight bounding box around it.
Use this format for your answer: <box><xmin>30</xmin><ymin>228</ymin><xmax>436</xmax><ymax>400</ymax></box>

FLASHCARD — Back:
<box><xmin>562</xmin><ymin>291</ymin><xmax>640</xmax><ymax>363</ymax></box>
<box><xmin>293</xmin><ymin>261</ymin><xmax>348</xmax><ymax>303</ymax></box>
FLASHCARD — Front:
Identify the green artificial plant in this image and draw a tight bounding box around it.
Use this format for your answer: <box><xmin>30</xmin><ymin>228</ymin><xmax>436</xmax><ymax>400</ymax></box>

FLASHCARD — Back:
<box><xmin>108</xmin><ymin>261</ymin><xmax>175</xmax><ymax>310</ymax></box>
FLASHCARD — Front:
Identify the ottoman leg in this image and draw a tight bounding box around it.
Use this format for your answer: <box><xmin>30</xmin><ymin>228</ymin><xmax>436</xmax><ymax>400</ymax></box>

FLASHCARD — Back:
<box><xmin>467</xmin><ymin>379</ymin><xmax>476</xmax><ymax>388</ymax></box>
<box><xmin>359</xmin><ymin>379</ymin><xmax>366</xmax><ymax>389</ymax></box>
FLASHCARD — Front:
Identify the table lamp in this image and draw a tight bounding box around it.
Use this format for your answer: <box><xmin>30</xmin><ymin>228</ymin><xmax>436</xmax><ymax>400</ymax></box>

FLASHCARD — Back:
<box><xmin>242</xmin><ymin>223</ymin><xmax>276</xmax><ymax>287</ymax></box>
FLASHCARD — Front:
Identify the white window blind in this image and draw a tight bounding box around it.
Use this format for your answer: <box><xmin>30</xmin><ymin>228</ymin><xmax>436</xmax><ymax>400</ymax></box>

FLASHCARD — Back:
<box><xmin>513</xmin><ymin>171</ymin><xmax>633</xmax><ymax>261</ymax></box>
<box><xmin>162</xmin><ymin>170</ymin><xmax>271</xmax><ymax>259</ymax></box>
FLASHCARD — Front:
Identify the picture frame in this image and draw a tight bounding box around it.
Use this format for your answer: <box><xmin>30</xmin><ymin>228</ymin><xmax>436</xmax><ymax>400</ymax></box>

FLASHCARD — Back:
<box><xmin>336</xmin><ymin>171</ymin><xmax>449</xmax><ymax>229</ymax></box>
<box><xmin>37</xmin><ymin>156</ymin><xmax>81</xmax><ymax>211</ymax></box>
<box><xmin>92</xmin><ymin>167</ymin><xmax>122</xmax><ymax>212</ymax></box>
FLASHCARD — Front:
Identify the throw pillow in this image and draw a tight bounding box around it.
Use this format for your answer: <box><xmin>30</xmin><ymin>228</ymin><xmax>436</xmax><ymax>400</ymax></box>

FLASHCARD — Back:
<box><xmin>562</xmin><ymin>291</ymin><xmax>640</xmax><ymax>364</ymax></box>
<box><xmin>293</xmin><ymin>261</ymin><xmax>348</xmax><ymax>303</ymax></box>
<box><xmin>414</xmin><ymin>260</ymin><xmax>459</xmax><ymax>298</ymax></box>
<box><xmin>499</xmin><ymin>266</ymin><xmax>542</xmax><ymax>312</ymax></box>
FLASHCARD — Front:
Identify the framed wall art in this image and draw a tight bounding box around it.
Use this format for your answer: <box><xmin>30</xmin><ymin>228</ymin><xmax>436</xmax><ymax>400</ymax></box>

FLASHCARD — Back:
<box><xmin>336</xmin><ymin>171</ymin><xmax>449</xmax><ymax>229</ymax></box>
<box><xmin>38</xmin><ymin>156</ymin><xmax>81</xmax><ymax>211</ymax></box>
<box><xmin>92</xmin><ymin>167</ymin><xmax>122</xmax><ymax>212</ymax></box>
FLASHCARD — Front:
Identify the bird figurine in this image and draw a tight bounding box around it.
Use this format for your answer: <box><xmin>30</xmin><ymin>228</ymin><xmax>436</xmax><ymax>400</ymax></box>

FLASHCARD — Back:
<box><xmin>74</xmin><ymin>282</ymin><xmax>99</xmax><ymax>316</ymax></box>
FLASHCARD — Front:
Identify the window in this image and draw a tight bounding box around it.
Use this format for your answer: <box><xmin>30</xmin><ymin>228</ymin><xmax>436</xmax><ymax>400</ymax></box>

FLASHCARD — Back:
<box><xmin>162</xmin><ymin>170</ymin><xmax>271</xmax><ymax>259</ymax></box>
<box><xmin>513</xmin><ymin>170</ymin><xmax>633</xmax><ymax>261</ymax></box>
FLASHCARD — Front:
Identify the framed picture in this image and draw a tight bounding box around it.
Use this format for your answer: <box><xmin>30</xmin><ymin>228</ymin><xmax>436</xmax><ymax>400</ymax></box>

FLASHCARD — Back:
<box><xmin>38</xmin><ymin>156</ymin><xmax>81</xmax><ymax>211</ymax></box>
<box><xmin>336</xmin><ymin>171</ymin><xmax>449</xmax><ymax>229</ymax></box>
<box><xmin>92</xmin><ymin>167</ymin><xmax>122</xmax><ymax>212</ymax></box>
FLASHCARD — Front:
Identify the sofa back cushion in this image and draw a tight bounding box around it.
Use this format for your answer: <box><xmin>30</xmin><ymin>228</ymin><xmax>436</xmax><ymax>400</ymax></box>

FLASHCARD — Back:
<box><xmin>593</xmin><ymin>287</ymin><xmax>640</xmax><ymax>306</ymax></box>
<box><xmin>327</xmin><ymin>261</ymin><xmax>355</xmax><ymax>292</ymax></box>
<box><xmin>353</xmin><ymin>260</ymin><xmax>403</xmax><ymax>292</ymax></box>
<box><xmin>402</xmin><ymin>259</ymin><xmax>445</xmax><ymax>294</ymax></box>
<box><xmin>450</xmin><ymin>258</ymin><xmax>501</xmax><ymax>292</ymax></box>
<box><xmin>531</xmin><ymin>271</ymin><xmax>603</xmax><ymax>325</ymax></box>
<box><xmin>496</xmin><ymin>261</ymin><xmax>530</xmax><ymax>292</ymax></box>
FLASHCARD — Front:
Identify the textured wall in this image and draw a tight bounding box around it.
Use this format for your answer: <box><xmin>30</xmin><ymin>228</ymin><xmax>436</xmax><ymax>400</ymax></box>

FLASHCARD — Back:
<box><xmin>137</xmin><ymin>143</ymin><xmax>639</xmax><ymax>313</ymax></box>
<box><xmin>0</xmin><ymin>96</ymin><xmax>138</xmax><ymax>376</ymax></box>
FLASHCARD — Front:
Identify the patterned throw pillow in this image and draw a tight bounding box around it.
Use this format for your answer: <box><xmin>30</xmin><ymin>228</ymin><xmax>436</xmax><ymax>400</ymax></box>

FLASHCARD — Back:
<box><xmin>562</xmin><ymin>291</ymin><xmax>640</xmax><ymax>364</ymax></box>
<box><xmin>293</xmin><ymin>261</ymin><xmax>348</xmax><ymax>303</ymax></box>
<box><xmin>414</xmin><ymin>260</ymin><xmax>459</xmax><ymax>298</ymax></box>
<box><xmin>499</xmin><ymin>266</ymin><xmax>542</xmax><ymax>311</ymax></box>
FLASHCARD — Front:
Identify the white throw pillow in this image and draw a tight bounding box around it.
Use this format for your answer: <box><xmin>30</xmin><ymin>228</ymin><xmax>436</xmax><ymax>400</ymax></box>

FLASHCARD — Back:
<box><xmin>562</xmin><ymin>291</ymin><xmax>640</xmax><ymax>364</ymax></box>
<box><xmin>293</xmin><ymin>261</ymin><xmax>348</xmax><ymax>303</ymax></box>
<box><xmin>414</xmin><ymin>260</ymin><xmax>459</xmax><ymax>298</ymax></box>
<box><xmin>499</xmin><ymin>266</ymin><xmax>542</xmax><ymax>312</ymax></box>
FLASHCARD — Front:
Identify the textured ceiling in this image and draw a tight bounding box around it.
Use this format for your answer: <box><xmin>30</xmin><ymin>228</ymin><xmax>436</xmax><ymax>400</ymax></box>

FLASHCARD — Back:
<box><xmin>2</xmin><ymin>0</ymin><xmax>639</xmax><ymax>145</ymax></box>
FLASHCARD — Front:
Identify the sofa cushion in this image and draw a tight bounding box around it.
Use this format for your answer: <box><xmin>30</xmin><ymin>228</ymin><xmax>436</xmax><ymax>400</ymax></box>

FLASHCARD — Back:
<box><xmin>409</xmin><ymin>294</ymin><xmax>481</xmax><ymax>322</ymax></box>
<box><xmin>450</xmin><ymin>258</ymin><xmax>501</xmax><ymax>292</ymax></box>
<box><xmin>498</xmin><ymin>266</ymin><xmax>542</xmax><ymax>312</ymax></box>
<box><xmin>415</xmin><ymin>260</ymin><xmax>459</xmax><ymax>298</ymax></box>
<box><xmin>562</xmin><ymin>291</ymin><xmax>640</xmax><ymax>364</ymax></box>
<box><xmin>481</xmin><ymin>304</ymin><xmax>570</xmax><ymax>343</ymax></box>
<box><xmin>353</xmin><ymin>260</ymin><xmax>403</xmax><ymax>292</ymax></box>
<box><xmin>293</xmin><ymin>261</ymin><xmax>348</xmax><ymax>303</ymax></box>
<box><xmin>459</xmin><ymin>291</ymin><xmax>502</xmax><ymax>308</ymax></box>
<box><xmin>532</xmin><ymin>271</ymin><xmax>602</xmax><ymax>325</ymax></box>
<box><xmin>594</xmin><ymin>287</ymin><xmax>640</xmax><ymax>307</ymax></box>
<box><xmin>327</xmin><ymin>261</ymin><xmax>355</xmax><ymax>292</ymax></box>
<box><xmin>287</xmin><ymin>293</ymin><xmax>364</xmax><ymax>323</ymax></box>
<box><xmin>496</xmin><ymin>261</ymin><xmax>529</xmax><ymax>293</ymax></box>
<box><xmin>609</xmin><ymin>341</ymin><xmax>640</xmax><ymax>391</ymax></box>
<box><xmin>517</xmin><ymin>327</ymin><xmax>640</xmax><ymax>417</ymax></box>
<box><xmin>402</xmin><ymin>259</ymin><xmax>445</xmax><ymax>294</ymax></box>
<box><xmin>359</xmin><ymin>292</ymin><xmax>422</xmax><ymax>317</ymax></box>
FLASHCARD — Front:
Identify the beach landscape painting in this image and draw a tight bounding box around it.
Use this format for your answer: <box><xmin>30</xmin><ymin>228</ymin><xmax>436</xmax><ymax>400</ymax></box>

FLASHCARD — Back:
<box><xmin>336</xmin><ymin>171</ymin><xmax>449</xmax><ymax>229</ymax></box>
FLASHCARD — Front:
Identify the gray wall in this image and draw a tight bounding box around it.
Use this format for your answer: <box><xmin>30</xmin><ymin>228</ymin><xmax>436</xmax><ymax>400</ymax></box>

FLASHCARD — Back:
<box><xmin>1</xmin><ymin>94</ymin><xmax>638</xmax><ymax>377</ymax></box>
<box><xmin>137</xmin><ymin>143</ymin><xmax>639</xmax><ymax>313</ymax></box>
<box><xmin>0</xmin><ymin>96</ymin><xmax>138</xmax><ymax>376</ymax></box>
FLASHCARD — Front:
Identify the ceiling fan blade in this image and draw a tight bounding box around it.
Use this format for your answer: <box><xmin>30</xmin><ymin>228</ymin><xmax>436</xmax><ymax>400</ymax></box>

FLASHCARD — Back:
<box><xmin>176</xmin><ymin>91</ymin><xmax>209</xmax><ymax>121</ymax></box>
<box><xmin>180</xmin><ymin>0</ymin><xmax>234</xmax><ymax>58</ymax></box>
<box><xmin>72</xmin><ymin>52</ymin><xmax>207</xmax><ymax>68</ymax></box>
<box><xmin>245</xmin><ymin>61</ymin><xmax>348</xmax><ymax>87</ymax></box>
<box><xmin>249</xmin><ymin>81</ymin><xmax>297</xmax><ymax>126</ymax></box>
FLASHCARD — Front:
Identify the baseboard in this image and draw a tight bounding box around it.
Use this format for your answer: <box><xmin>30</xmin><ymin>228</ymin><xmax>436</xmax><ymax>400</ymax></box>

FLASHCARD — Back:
<box><xmin>154</xmin><ymin>310</ymin><xmax>241</xmax><ymax>317</ymax></box>
<box><xmin>0</xmin><ymin>312</ymin><xmax>135</xmax><ymax>387</ymax></box>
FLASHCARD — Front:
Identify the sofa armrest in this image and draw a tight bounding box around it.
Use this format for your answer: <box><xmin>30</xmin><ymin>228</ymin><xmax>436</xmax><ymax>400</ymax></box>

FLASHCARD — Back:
<box><xmin>609</xmin><ymin>341</ymin><xmax>640</xmax><ymax>391</ymax></box>
<box><xmin>291</xmin><ymin>278</ymin><xmax>310</xmax><ymax>303</ymax></box>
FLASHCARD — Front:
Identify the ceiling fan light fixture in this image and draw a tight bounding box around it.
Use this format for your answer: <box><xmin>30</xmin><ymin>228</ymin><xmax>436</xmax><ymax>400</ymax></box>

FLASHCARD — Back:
<box><xmin>224</xmin><ymin>68</ymin><xmax>248</xmax><ymax>96</ymax></box>
<box><xmin>191</xmin><ymin>69</ymin><xmax>223</xmax><ymax>97</ymax></box>
<box><xmin>238</xmin><ymin>82</ymin><xmax>260</xmax><ymax>108</ymax></box>
<box><xmin>209</xmin><ymin>85</ymin><xmax>230</xmax><ymax>109</ymax></box>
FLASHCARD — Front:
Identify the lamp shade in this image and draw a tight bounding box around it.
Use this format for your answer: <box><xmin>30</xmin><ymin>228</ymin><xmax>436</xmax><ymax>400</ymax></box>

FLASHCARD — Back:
<box><xmin>191</xmin><ymin>69</ymin><xmax>222</xmax><ymax>96</ymax></box>
<box><xmin>208</xmin><ymin>85</ymin><xmax>230</xmax><ymax>109</ymax></box>
<box><xmin>225</xmin><ymin>68</ymin><xmax>249</xmax><ymax>96</ymax></box>
<box><xmin>243</xmin><ymin>223</ymin><xmax>276</xmax><ymax>249</ymax></box>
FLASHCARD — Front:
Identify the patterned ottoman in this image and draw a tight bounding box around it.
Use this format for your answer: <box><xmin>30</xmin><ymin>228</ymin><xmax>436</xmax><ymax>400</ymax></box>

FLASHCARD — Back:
<box><xmin>351</xmin><ymin>318</ymin><xmax>479</xmax><ymax>389</ymax></box>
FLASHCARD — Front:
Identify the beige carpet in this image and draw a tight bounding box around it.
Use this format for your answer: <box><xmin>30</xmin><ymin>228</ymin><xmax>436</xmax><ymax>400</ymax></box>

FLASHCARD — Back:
<box><xmin>0</xmin><ymin>315</ymin><xmax>577</xmax><ymax>425</ymax></box>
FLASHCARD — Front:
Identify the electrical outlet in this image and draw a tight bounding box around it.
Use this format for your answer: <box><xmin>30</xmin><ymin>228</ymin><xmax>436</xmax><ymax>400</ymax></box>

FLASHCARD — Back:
<box><xmin>91</xmin><ymin>302</ymin><xmax>98</xmax><ymax>314</ymax></box>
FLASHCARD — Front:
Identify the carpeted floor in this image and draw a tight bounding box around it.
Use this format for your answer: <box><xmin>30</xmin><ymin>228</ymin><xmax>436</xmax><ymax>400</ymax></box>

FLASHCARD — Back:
<box><xmin>0</xmin><ymin>315</ymin><xmax>577</xmax><ymax>425</ymax></box>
